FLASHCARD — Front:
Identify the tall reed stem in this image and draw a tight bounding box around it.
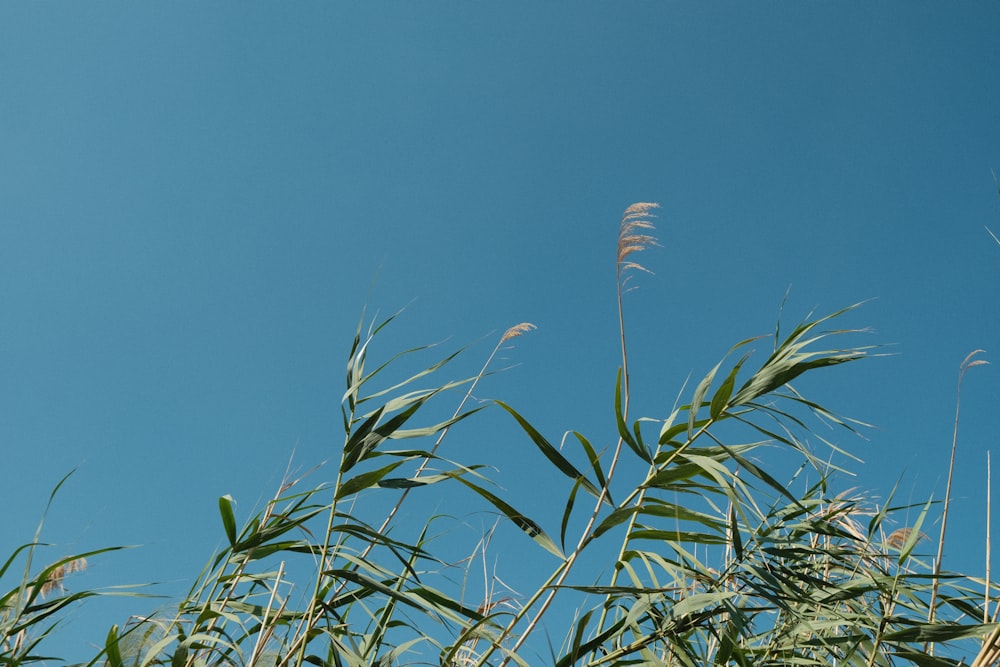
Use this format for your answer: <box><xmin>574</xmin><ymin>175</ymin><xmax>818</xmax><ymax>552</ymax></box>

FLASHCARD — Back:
<box><xmin>928</xmin><ymin>350</ymin><xmax>988</xmax><ymax>632</ymax></box>
<box><xmin>483</xmin><ymin>204</ymin><xmax>659</xmax><ymax>666</ymax></box>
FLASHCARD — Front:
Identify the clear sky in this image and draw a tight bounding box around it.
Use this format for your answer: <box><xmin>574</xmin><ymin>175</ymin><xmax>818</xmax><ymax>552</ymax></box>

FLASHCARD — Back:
<box><xmin>2</xmin><ymin>2</ymin><xmax>999</xmax><ymax>662</ymax></box>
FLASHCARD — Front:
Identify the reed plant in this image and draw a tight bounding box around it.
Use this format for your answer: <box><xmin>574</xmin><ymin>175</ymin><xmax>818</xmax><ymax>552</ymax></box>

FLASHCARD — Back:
<box><xmin>3</xmin><ymin>203</ymin><xmax>997</xmax><ymax>666</ymax></box>
<box><xmin>1</xmin><ymin>472</ymin><xmax>129</xmax><ymax>666</ymax></box>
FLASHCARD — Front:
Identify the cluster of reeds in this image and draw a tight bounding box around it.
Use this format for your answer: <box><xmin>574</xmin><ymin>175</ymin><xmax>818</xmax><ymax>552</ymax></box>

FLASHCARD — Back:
<box><xmin>2</xmin><ymin>204</ymin><xmax>997</xmax><ymax>666</ymax></box>
<box><xmin>1</xmin><ymin>473</ymin><xmax>124</xmax><ymax>665</ymax></box>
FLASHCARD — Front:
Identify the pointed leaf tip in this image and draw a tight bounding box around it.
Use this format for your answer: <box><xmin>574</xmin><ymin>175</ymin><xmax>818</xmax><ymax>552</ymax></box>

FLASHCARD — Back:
<box><xmin>219</xmin><ymin>495</ymin><xmax>237</xmax><ymax>547</ymax></box>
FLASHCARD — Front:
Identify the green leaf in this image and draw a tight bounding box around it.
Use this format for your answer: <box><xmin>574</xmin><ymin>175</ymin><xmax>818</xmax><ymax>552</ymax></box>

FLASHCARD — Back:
<box><xmin>337</xmin><ymin>460</ymin><xmax>410</xmax><ymax>499</ymax></box>
<box><xmin>591</xmin><ymin>506</ymin><xmax>641</xmax><ymax>541</ymax></box>
<box><xmin>497</xmin><ymin>401</ymin><xmax>610</xmax><ymax>505</ymax></box>
<box><xmin>883</xmin><ymin>621</ymin><xmax>997</xmax><ymax>643</ymax></box>
<box><xmin>657</xmin><ymin>408</ymin><xmax>682</xmax><ymax>446</ymax></box>
<box><xmin>444</xmin><ymin>472</ymin><xmax>564</xmax><ymax>558</ymax></box>
<box><xmin>355</xmin><ymin>347</ymin><xmax>465</xmax><ymax>407</ymax></box>
<box><xmin>573</xmin><ymin>431</ymin><xmax>611</xmax><ymax>504</ymax></box>
<box><xmin>567</xmin><ymin>608</ymin><xmax>596</xmax><ymax>665</ymax></box>
<box><xmin>377</xmin><ymin>464</ymin><xmax>485</xmax><ymax>489</ymax></box>
<box><xmin>390</xmin><ymin>405</ymin><xmax>486</xmax><ymax>439</ymax></box>
<box><xmin>628</xmin><ymin>528</ymin><xmax>730</xmax><ymax>546</ymax></box>
<box><xmin>326</xmin><ymin>568</ymin><xmax>481</xmax><ymax>625</ymax></box>
<box><xmin>231</xmin><ymin>506</ymin><xmax>327</xmax><ymax>554</ymax></box>
<box><xmin>689</xmin><ymin>359</ymin><xmax>722</xmax><ymax>437</ymax></box>
<box><xmin>342</xmin><ymin>405</ymin><xmax>386</xmax><ymax>470</ymax></box>
<box><xmin>720</xmin><ymin>444</ymin><xmax>804</xmax><ymax>508</ymax></box>
<box><xmin>218</xmin><ymin>495</ymin><xmax>237</xmax><ymax>547</ymax></box>
<box><xmin>105</xmin><ymin>625</ymin><xmax>125</xmax><ymax>667</ymax></box>
<box><xmin>730</xmin><ymin>303</ymin><xmax>871</xmax><ymax>407</ymax></box>
<box><xmin>638</xmin><ymin>499</ymin><xmax>725</xmax><ymax>530</ymax></box>
<box><xmin>709</xmin><ymin>354</ymin><xmax>749</xmax><ymax>420</ymax></box>
<box><xmin>343</xmin><ymin>402</ymin><xmax>422</xmax><ymax>472</ymax></box>
<box><xmin>728</xmin><ymin>502</ymin><xmax>743</xmax><ymax>562</ymax></box>
<box><xmin>560</xmin><ymin>479</ymin><xmax>581</xmax><ymax>551</ymax></box>
<box><xmin>615</xmin><ymin>369</ymin><xmax>651</xmax><ymax>463</ymax></box>
<box><xmin>713</xmin><ymin>608</ymin><xmax>745</xmax><ymax>666</ymax></box>
<box><xmin>897</xmin><ymin>497</ymin><xmax>932</xmax><ymax>565</ymax></box>
<box><xmin>170</xmin><ymin>644</ymin><xmax>189</xmax><ymax>667</ymax></box>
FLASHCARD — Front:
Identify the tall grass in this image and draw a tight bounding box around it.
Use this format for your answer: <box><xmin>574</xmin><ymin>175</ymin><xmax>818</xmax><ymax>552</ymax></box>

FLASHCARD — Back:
<box><xmin>1</xmin><ymin>472</ymin><xmax>129</xmax><ymax>666</ymax></box>
<box><xmin>3</xmin><ymin>203</ymin><xmax>997</xmax><ymax>666</ymax></box>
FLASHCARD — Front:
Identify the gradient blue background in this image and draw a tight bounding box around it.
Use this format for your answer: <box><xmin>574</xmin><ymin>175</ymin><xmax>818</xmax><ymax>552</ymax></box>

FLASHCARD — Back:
<box><xmin>2</xmin><ymin>3</ymin><xmax>999</xmax><ymax>662</ymax></box>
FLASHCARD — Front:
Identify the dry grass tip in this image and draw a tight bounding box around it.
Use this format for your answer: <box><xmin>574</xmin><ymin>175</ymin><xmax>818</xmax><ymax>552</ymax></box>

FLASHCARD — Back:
<box><xmin>501</xmin><ymin>323</ymin><xmax>536</xmax><ymax>343</ymax></box>
<box><xmin>617</xmin><ymin>202</ymin><xmax>660</xmax><ymax>277</ymax></box>
<box><xmin>885</xmin><ymin>527</ymin><xmax>928</xmax><ymax>552</ymax></box>
<box><xmin>39</xmin><ymin>557</ymin><xmax>87</xmax><ymax>597</ymax></box>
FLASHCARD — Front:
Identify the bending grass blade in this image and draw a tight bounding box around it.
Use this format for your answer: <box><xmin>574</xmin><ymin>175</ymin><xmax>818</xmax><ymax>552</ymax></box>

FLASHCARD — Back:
<box><xmin>496</xmin><ymin>401</ymin><xmax>610</xmax><ymax>507</ymax></box>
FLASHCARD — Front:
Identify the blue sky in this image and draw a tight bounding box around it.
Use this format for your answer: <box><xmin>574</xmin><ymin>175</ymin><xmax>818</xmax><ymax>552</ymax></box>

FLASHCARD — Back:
<box><xmin>2</xmin><ymin>2</ymin><xmax>999</xmax><ymax>662</ymax></box>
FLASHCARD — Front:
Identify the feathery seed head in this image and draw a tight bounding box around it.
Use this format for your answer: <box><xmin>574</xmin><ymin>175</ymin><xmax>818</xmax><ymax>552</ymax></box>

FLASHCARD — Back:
<box><xmin>39</xmin><ymin>558</ymin><xmax>88</xmax><ymax>597</ymax></box>
<box><xmin>501</xmin><ymin>322</ymin><xmax>536</xmax><ymax>343</ymax></box>
<box><xmin>617</xmin><ymin>202</ymin><xmax>660</xmax><ymax>278</ymax></box>
<box><xmin>885</xmin><ymin>527</ymin><xmax>928</xmax><ymax>552</ymax></box>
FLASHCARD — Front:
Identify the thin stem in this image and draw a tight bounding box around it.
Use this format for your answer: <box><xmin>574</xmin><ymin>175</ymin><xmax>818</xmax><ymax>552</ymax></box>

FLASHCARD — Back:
<box><xmin>586</xmin><ymin>242</ymin><xmax>640</xmax><ymax>646</ymax></box>
<box><xmin>987</xmin><ymin>451</ymin><xmax>992</xmax><ymax>624</ymax></box>
<box><xmin>928</xmin><ymin>350</ymin><xmax>988</xmax><ymax>633</ymax></box>
<box><xmin>248</xmin><ymin>560</ymin><xmax>287</xmax><ymax>667</ymax></box>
